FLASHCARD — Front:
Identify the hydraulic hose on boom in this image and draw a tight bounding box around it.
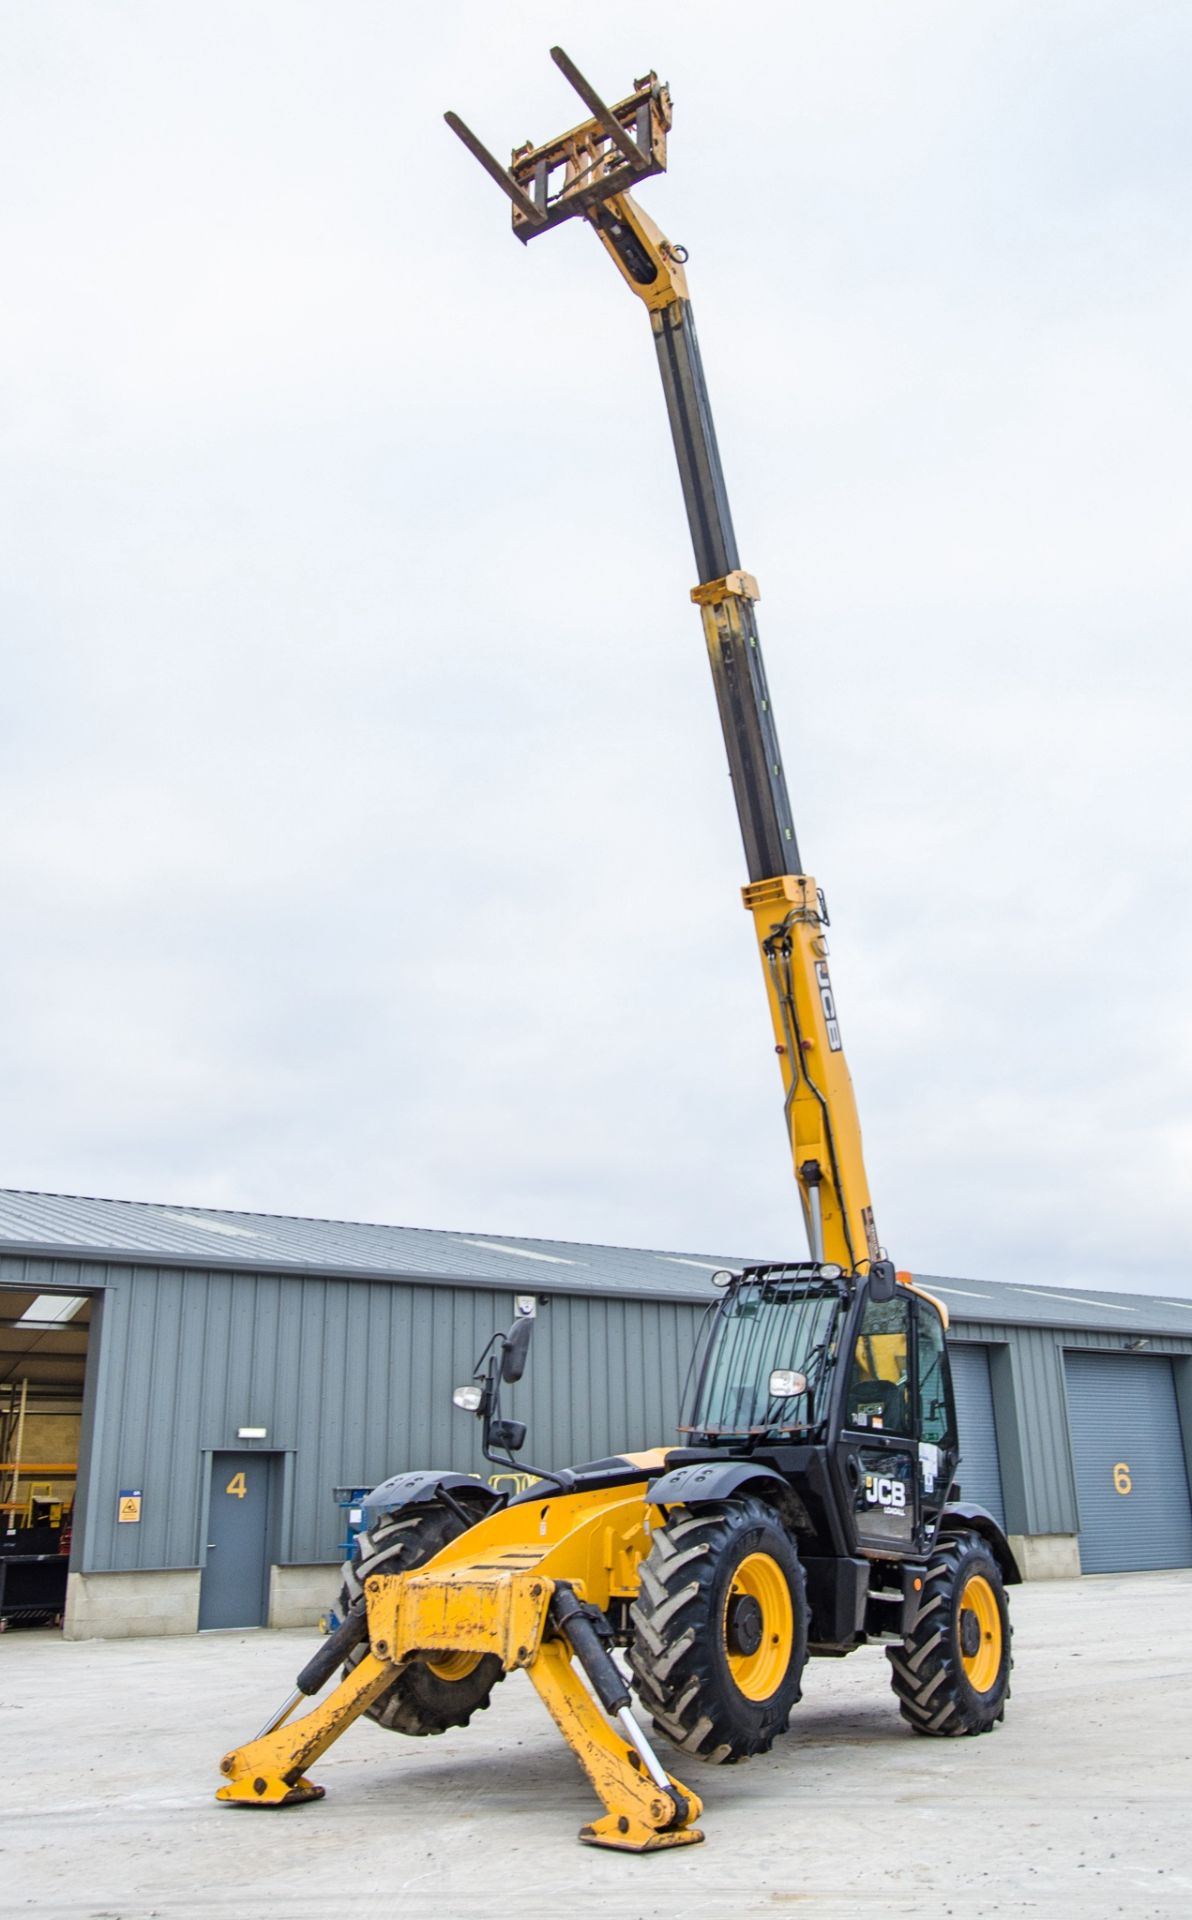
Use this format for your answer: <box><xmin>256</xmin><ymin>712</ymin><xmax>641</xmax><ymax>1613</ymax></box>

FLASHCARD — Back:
<box><xmin>447</xmin><ymin>52</ymin><xmax>881</xmax><ymax>1273</ymax></box>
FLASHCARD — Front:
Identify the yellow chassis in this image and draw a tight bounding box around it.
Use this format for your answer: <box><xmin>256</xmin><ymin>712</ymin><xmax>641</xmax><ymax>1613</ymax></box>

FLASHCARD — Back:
<box><xmin>217</xmin><ymin>1471</ymin><xmax>703</xmax><ymax>1851</ymax></box>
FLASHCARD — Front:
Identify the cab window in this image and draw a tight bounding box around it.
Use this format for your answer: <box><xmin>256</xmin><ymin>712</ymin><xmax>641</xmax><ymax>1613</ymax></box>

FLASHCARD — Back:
<box><xmin>916</xmin><ymin>1301</ymin><xmax>954</xmax><ymax>1446</ymax></box>
<box><xmin>845</xmin><ymin>1294</ymin><xmax>911</xmax><ymax>1436</ymax></box>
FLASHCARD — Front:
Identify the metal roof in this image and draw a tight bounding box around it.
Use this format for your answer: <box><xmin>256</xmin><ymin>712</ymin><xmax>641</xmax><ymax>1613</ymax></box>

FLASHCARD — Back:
<box><xmin>0</xmin><ymin>1188</ymin><xmax>1190</xmax><ymax>1335</ymax></box>
<box><xmin>0</xmin><ymin>1187</ymin><xmax>746</xmax><ymax>1305</ymax></box>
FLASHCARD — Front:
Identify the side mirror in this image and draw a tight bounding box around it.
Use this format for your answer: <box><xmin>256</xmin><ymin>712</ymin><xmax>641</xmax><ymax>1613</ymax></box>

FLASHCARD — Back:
<box><xmin>868</xmin><ymin>1259</ymin><xmax>897</xmax><ymax>1304</ymax></box>
<box><xmin>488</xmin><ymin>1417</ymin><xmax>527</xmax><ymax>1453</ymax></box>
<box><xmin>501</xmin><ymin>1313</ymin><xmax>534</xmax><ymax>1384</ymax></box>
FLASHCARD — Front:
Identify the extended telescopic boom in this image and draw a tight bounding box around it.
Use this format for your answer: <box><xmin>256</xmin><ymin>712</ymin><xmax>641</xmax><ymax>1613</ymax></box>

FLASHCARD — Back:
<box><xmin>447</xmin><ymin>52</ymin><xmax>881</xmax><ymax>1275</ymax></box>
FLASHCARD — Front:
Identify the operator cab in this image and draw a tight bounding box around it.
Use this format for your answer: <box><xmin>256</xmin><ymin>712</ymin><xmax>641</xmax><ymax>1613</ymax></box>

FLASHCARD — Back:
<box><xmin>680</xmin><ymin>1261</ymin><xmax>959</xmax><ymax>1564</ymax></box>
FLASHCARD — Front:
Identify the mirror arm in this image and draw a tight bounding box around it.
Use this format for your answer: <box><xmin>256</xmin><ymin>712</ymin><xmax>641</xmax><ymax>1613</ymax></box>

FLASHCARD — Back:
<box><xmin>478</xmin><ymin>1350</ymin><xmax>502</xmax><ymax>1456</ymax></box>
<box><xmin>462</xmin><ymin>1317</ymin><xmax>575</xmax><ymax>1495</ymax></box>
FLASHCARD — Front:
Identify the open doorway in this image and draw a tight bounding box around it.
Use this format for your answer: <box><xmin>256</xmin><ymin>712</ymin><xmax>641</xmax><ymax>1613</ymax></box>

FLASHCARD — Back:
<box><xmin>0</xmin><ymin>1285</ymin><xmax>92</xmax><ymax>1631</ymax></box>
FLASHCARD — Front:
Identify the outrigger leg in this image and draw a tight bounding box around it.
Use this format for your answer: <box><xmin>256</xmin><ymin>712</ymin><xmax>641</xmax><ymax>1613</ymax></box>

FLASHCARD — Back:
<box><xmin>533</xmin><ymin>1583</ymin><xmax>703</xmax><ymax>1851</ymax></box>
<box><xmin>216</xmin><ymin>1603</ymin><xmax>395</xmax><ymax>1806</ymax></box>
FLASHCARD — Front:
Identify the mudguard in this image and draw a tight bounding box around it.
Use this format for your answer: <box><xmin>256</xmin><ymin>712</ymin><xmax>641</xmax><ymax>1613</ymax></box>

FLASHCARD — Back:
<box><xmin>939</xmin><ymin>1500</ymin><xmax>1022</xmax><ymax>1584</ymax></box>
<box><xmin>648</xmin><ymin>1458</ymin><xmax>794</xmax><ymax>1515</ymax></box>
<box><xmin>360</xmin><ymin>1469</ymin><xmax>500</xmax><ymax>1523</ymax></box>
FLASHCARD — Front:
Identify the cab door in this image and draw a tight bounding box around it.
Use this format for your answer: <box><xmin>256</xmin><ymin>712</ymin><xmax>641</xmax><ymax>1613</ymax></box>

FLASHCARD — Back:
<box><xmin>913</xmin><ymin>1296</ymin><xmax>958</xmax><ymax>1544</ymax></box>
<box><xmin>837</xmin><ymin>1289</ymin><xmax>918</xmax><ymax>1550</ymax></box>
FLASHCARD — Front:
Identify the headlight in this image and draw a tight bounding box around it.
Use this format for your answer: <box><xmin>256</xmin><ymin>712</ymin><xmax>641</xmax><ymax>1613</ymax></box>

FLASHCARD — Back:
<box><xmin>769</xmin><ymin>1368</ymin><xmax>808</xmax><ymax>1399</ymax></box>
<box><xmin>452</xmin><ymin>1384</ymin><xmax>484</xmax><ymax>1412</ymax></box>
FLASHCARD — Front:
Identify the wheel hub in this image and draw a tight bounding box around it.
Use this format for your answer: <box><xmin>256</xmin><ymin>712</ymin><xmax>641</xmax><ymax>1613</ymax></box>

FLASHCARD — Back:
<box><xmin>959</xmin><ymin>1608</ymin><xmax>981</xmax><ymax>1658</ymax></box>
<box><xmin>725</xmin><ymin>1593</ymin><xmax>764</xmax><ymax>1657</ymax></box>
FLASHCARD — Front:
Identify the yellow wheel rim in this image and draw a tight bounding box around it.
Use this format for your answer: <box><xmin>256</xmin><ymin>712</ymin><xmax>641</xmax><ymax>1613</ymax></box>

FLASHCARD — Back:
<box><xmin>723</xmin><ymin>1551</ymin><xmax>795</xmax><ymax>1702</ymax></box>
<box><xmin>423</xmin><ymin>1649</ymin><xmax>483</xmax><ymax>1682</ymax></box>
<box><xmin>958</xmin><ymin>1574</ymin><xmax>1002</xmax><ymax>1693</ymax></box>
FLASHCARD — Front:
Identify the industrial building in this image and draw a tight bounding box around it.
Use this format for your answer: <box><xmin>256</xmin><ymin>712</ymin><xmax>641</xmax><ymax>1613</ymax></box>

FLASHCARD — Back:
<box><xmin>1</xmin><ymin>1187</ymin><xmax>1190</xmax><ymax>1638</ymax></box>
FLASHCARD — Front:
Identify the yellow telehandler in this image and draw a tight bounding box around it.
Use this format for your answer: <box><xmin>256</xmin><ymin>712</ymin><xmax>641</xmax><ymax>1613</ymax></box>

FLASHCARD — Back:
<box><xmin>216</xmin><ymin>51</ymin><xmax>1017</xmax><ymax>1852</ymax></box>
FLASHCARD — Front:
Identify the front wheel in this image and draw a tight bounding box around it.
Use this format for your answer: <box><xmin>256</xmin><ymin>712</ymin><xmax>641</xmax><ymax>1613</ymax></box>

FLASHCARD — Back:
<box><xmin>628</xmin><ymin>1495</ymin><xmax>809</xmax><ymax>1764</ymax></box>
<box><xmin>886</xmin><ymin>1532</ymin><xmax>1012</xmax><ymax>1736</ymax></box>
<box><xmin>339</xmin><ymin>1501</ymin><xmax>503</xmax><ymax>1736</ymax></box>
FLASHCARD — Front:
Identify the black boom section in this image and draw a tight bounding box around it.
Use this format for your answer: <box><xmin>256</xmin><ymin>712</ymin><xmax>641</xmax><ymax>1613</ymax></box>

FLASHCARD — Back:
<box><xmin>651</xmin><ymin>299</ymin><xmax>801</xmax><ymax>882</ymax></box>
<box><xmin>651</xmin><ymin>300</ymin><xmax>740</xmax><ymax>583</ymax></box>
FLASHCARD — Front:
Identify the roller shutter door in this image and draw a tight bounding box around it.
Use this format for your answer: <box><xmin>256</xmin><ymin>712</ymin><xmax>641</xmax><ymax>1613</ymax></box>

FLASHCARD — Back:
<box><xmin>1065</xmin><ymin>1352</ymin><xmax>1192</xmax><ymax>1573</ymax></box>
<box><xmin>948</xmin><ymin>1343</ymin><xmax>1005</xmax><ymax>1528</ymax></box>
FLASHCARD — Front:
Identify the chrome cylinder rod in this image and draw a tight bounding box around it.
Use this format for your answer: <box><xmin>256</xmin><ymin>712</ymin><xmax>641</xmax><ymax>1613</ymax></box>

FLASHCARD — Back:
<box><xmin>615</xmin><ymin>1703</ymin><xmax>674</xmax><ymax>1794</ymax></box>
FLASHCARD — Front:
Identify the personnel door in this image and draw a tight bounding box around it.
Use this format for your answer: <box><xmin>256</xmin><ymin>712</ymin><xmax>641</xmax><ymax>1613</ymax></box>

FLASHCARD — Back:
<box><xmin>199</xmin><ymin>1451</ymin><xmax>274</xmax><ymax>1630</ymax></box>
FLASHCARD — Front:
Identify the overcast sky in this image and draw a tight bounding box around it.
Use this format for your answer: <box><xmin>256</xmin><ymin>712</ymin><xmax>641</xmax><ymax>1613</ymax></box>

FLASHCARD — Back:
<box><xmin>1</xmin><ymin>3</ymin><xmax>1189</xmax><ymax>1296</ymax></box>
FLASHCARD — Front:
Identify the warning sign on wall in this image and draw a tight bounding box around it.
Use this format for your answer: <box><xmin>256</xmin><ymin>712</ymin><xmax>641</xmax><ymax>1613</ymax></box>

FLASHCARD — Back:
<box><xmin>117</xmin><ymin>1490</ymin><xmax>142</xmax><ymax>1523</ymax></box>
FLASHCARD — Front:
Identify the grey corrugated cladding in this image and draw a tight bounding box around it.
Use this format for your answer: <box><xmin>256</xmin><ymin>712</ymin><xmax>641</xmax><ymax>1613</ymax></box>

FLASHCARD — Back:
<box><xmin>2</xmin><ymin>1188</ymin><xmax>1191</xmax><ymax>1332</ymax></box>
<box><xmin>2</xmin><ymin>1254</ymin><xmax>708</xmax><ymax>1575</ymax></box>
<box><xmin>3</xmin><ymin>1190</ymin><xmax>1190</xmax><ymax>1579</ymax></box>
<box><xmin>947</xmin><ymin>1317</ymin><xmax>1192</xmax><ymax>1538</ymax></box>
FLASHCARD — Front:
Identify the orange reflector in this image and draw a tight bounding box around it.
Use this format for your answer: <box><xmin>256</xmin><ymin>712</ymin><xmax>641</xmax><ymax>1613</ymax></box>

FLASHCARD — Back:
<box><xmin>913</xmin><ymin>1578</ymin><xmax>922</xmax><ymax>1591</ymax></box>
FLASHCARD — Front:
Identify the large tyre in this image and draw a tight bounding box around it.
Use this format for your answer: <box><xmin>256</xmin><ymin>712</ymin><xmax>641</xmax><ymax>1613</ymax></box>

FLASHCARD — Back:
<box><xmin>628</xmin><ymin>1495</ymin><xmax>809</xmax><ymax>1764</ymax></box>
<box><xmin>887</xmin><ymin>1532</ymin><xmax>1012</xmax><ymax>1736</ymax></box>
<box><xmin>340</xmin><ymin>1501</ymin><xmax>503</xmax><ymax>1736</ymax></box>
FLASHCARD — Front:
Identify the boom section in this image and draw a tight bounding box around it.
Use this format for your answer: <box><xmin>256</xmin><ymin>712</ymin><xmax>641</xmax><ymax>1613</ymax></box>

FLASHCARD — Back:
<box><xmin>446</xmin><ymin>51</ymin><xmax>879</xmax><ymax>1272</ymax></box>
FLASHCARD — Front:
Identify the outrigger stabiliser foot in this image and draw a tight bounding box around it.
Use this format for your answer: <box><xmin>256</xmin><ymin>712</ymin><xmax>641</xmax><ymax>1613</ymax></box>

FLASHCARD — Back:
<box><xmin>216</xmin><ymin>1599</ymin><xmax>384</xmax><ymax>1808</ymax></box>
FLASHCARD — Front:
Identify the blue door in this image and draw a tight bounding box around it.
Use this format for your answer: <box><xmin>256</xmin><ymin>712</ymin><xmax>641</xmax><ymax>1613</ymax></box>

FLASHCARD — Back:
<box><xmin>199</xmin><ymin>1451</ymin><xmax>273</xmax><ymax>1629</ymax></box>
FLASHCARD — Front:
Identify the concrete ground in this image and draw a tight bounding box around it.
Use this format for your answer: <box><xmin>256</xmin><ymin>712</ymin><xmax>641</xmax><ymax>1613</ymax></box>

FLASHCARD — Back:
<box><xmin>2</xmin><ymin>1571</ymin><xmax>1190</xmax><ymax>1920</ymax></box>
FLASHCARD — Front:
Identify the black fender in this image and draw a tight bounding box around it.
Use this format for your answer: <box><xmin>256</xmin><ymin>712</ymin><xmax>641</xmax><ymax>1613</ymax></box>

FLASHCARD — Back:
<box><xmin>648</xmin><ymin>1459</ymin><xmax>800</xmax><ymax>1530</ymax></box>
<box><xmin>938</xmin><ymin>1500</ymin><xmax>1022</xmax><ymax>1585</ymax></box>
<box><xmin>360</xmin><ymin>1469</ymin><xmax>500</xmax><ymax>1523</ymax></box>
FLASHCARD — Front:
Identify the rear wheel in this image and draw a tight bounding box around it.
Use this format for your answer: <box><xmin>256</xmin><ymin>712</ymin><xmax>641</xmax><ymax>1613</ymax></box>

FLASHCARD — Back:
<box><xmin>628</xmin><ymin>1495</ymin><xmax>809</xmax><ymax>1764</ymax></box>
<box><xmin>886</xmin><ymin>1533</ymin><xmax>1012</xmax><ymax>1736</ymax></box>
<box><xmin>340</xmin><ymin>1501</ymin><xmax>503</xmax><ymax>1736</ymax></box>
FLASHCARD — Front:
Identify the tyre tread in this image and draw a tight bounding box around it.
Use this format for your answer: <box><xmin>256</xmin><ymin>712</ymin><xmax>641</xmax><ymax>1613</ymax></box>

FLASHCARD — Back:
<box><xmin>885</xmin><ymin>1534</ymin><xmax>1013</xmax><ymax>1739</ymax></box>
<box><xmin>339</xmin><ymin>1501</ymin><xmax>502</xmax><ymax>1737</ymax></box>
<box><xmin>628</xmin><ymin>1496</ymin><xmax>808</xmax><ymax>1765</ymax></box>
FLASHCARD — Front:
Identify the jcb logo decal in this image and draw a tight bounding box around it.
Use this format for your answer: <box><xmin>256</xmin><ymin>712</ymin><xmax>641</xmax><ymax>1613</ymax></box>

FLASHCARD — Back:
<box><xmin>865</xmin><ymin>1475</ymin><xmax>907</xmax><ymax>1511</ymax></box>
<box><xmin>815</xmin><ymin>962</ymin><xmax>843</xmax><ymax>1051</ymax></box>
